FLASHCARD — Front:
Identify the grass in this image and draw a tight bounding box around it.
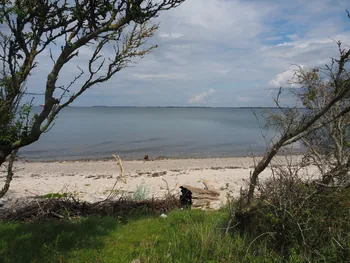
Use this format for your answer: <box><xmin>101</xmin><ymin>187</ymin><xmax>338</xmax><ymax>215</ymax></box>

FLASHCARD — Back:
<box><xmin>0</xmin><ymin>209</ymin><xmax>341</xmax><ymax>263</ymax></box>
<box><xmin>0</xmin><ymin>210</ymin><xmax>245</xmax><ymax>263</ymax></box>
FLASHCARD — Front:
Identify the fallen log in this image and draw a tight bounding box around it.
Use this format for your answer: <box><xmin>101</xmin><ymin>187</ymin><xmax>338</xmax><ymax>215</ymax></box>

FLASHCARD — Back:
<box><xmin>181</xmin><ymin>185</ymin><xmax>220</xmax><ymax>197</ymax></box>
<box><xmin>191</xmin><ymin>194</ymin><xmax>220</xmax><ymax>201</ymax></box>
<box><xmin>192</xmin><ymin>199</ymin><xmax>212</xmax><ymax>208</ymax></box>
<box><xmin>202</xmin><ymin>179</ymin><xmax>215</xmax><ymax>190</ymax></box>
<box><xmin>180</xmin><ymin>184</ymin><xmax>220</xmax><ymax>209</ymax></box>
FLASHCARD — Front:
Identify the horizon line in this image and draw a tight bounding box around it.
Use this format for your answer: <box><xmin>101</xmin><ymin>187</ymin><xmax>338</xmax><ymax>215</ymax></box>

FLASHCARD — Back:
<box><xmin>35</xmin><ymin>105</ymin><xmax>305</xmax><ymax>109</ymax></box>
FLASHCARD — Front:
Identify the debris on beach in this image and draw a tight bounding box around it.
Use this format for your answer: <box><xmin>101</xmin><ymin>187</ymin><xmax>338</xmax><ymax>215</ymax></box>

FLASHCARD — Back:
<box><xmin>150</xmin><ymin>171</ymin><xmax>167</xmax><ymax>177</ymax></box>
<box><xmin>180</xmin><ymin>182</ymin><xmax>220</xmax><ymax>209</ymax></box>
<box><xmin>0</xmin><ymin>195</ymin><xmax>180</xmax><ymax>221</ymax></box>
<box><xmin>160</xmin><ymin>213</ymin><xmax>168</xmax><ymax>218</ymax></box>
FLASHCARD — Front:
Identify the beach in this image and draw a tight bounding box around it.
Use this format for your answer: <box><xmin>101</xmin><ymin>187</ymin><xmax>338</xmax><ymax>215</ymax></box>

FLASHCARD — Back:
<box><xmin>1</xmin><ymin>155</ymin><xmax>316</xmax><ymax>209</ymax></box>
<box><xmin>0</xmin><ymin>107</ymin><xmax>309</xmax><ymax>210</ymax></box>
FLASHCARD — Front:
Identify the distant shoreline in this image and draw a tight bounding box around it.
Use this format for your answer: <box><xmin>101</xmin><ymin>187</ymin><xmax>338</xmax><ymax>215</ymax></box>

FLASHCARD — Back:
<box><xmin>18</xmin><ymin>152</ymin><xmax>305</xmax><ymax>163</ymax></box>
<box><xmin>62</xmin><ymin>106</ymin><xmax>307</xmax><ymax>109</ymax></box>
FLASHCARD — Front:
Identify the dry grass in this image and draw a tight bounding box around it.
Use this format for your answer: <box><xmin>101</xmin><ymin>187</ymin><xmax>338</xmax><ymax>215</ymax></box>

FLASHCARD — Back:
<box><xmin>0</xmin><ymin>195</ymin><xmax>179</xmax><ymax>222</ymax></box>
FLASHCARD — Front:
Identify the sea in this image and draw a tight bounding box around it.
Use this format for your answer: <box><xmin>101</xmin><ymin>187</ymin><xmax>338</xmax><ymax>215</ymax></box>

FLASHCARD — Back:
<box><xmin>19</xmin><ymin>107</ymin><xmax>301</xmax><ymax>161</ymax></box>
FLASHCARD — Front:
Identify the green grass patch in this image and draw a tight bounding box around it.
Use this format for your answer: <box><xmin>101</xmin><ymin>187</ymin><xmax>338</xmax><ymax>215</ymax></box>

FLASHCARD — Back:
<box><xmin>0</xmin><ymin>209</ymin><xmax>343</xmax><ymax>263</ymax></box>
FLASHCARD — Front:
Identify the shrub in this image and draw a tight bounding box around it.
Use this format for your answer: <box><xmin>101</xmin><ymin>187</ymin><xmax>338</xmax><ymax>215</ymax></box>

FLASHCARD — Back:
<box><xmin>132</xmin><ymin>185</ymin><xmax>149</xmax><ymax>201</ymax></box>
<box><xmin>234</xmin><ymin>164</ymin><xmax>350</xmax><ymax>261</ymax></box>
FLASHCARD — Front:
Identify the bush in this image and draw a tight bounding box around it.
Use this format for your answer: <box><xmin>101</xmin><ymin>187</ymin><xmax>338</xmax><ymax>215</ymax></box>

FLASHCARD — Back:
<box><xmin>234</xmin><ymin>165</ymin><xmax>350</xmax><ymax>262</ymax></box>
<box><xmin>132</xmin><ymin>185</ymin><xmax>149</xmax><ymax>201</ymax></box>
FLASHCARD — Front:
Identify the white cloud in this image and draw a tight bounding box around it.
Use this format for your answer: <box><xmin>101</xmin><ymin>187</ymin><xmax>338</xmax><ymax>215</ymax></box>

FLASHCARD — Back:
<box><xmin>159</xmin><ymin>0</ymin><xmax>272</xmax><ymax>46</ymax></box>
<box><xmin>268</xmin><ymin>65</ymin><xmax>304</xmax><ymax>88</ymax></box>
<box><xmin>264</xmin><ymin>34</ymin><xmax>350</xmax><ymax>89</ymax></box>
<box><xmin>23</xmin><ymin>0</ymin><xmax>350</xmax><ymax>107</ymax></box>
<box><xmin>269</xmin><ymin>71</ymin><xmax>294</xmax><ymax>88</ymax></box>
<box><xmin>262</xmin><ymin>34</ymin><xmax>350</xmax><ymax>69</ymax></box>
<box><xmin>188</xmin><ymin>88</ymin><xmax>215</xmax><ymax>104</ymax></box>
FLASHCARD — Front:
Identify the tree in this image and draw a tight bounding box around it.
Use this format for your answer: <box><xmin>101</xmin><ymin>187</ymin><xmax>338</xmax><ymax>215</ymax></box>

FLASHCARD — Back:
<box><xmin>0</xmin><ymin>0</ymin><xmax>185</xmax><ymax>197</ymax></box>
<box><xmin>244</xmin><ymin>40</ymin><xmax>350</xmax><ymax>205</ymax></box>
<box><xmin>233</xmin><ymin>41</ymin><xmax>350</xmax><ymax>259</ymax></box>
<box><xmin>296</xmin><ymin>67</ymin><xmax>350</xmax><ymax>185</ymax></box>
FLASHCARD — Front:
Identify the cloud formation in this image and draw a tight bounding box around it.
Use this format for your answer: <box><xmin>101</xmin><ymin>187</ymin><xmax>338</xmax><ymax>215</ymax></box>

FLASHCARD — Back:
<box><xmin>188</xmin><ymin>88</ymin><xmax>215</xmax><ymax>104</ymax></box>
<box><xmin>23</xmin><ymin>0</ymin><xmax>350</xmax><ymax>107</ymax></box>
<box><xmin>268</xmin><ymin>65</ymin><xmax>304</xmax><ymax>88</ymax></box>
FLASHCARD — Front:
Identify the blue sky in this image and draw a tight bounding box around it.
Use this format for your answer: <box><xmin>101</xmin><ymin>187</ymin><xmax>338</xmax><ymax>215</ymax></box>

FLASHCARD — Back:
<box><xmin>25</xmin><ymin>0</ymin><xmax>350</xmax><ymax>107</ymax></box>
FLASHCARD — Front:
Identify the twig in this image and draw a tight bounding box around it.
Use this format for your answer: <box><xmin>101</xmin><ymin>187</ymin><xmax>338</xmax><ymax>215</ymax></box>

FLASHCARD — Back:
<box><xmin>35</xmin><ymin>199</ymin><xmax>45</xmax><ymax>215</ymax></box>
<box><xmin>105</xmin><ymin>177</ymin><xmax>120</xmax><ymax>201</ymax></box>
<box><xmin>216</xmin><ymin>222</ymin><xmax>239</xmax><ymax>231</ymax></box>
<box><xmin>332</xmin><ymin>237</ymin><xmax>345</xmax><ymax>249</ymax></box>
<box><xmin>113</xmin><ymin>154</ymin><xmax>126</xmax><ymax>183</ymax></box>
<box><xmin>104</xmin><ymin>154</ymin><xmax>126</xmax><ymax>200</ymax></box>
<box><xmin>245</xmin><ymin>232</ymin><xmax>276</xmax><ymax>259</ymax></box>
<box><xmin>202</xmin><ymin>179</ymin><xmax>214</xmax><ymax>190</ymax></box>
<box><xmin>50</xmin><ymin>211</ymin><xmax>64</xmax><ymax>219</ymax></box>
<box><xmin>225</xmin><ymin>207</ymin><xmax>235</xmax><ymax>235</ymax></box>
<box><xmin>162</xmin><ymin>177</ymin><xmax>178</xmax><ymax>196</ymax></box>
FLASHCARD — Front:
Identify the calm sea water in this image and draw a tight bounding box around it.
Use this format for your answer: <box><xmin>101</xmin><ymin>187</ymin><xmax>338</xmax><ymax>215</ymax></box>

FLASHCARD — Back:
<box><xmin>19</xmin><ymin>107</ymin><xmax>294</xmax><ymax>161</ymax></box>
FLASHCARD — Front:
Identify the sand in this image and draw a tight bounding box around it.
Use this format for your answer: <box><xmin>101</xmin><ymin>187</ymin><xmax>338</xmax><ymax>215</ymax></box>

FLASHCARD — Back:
<box><xmin>0</xmin><ymin>155</ymin><xmax>317</xmax><ymax>209</ymax></box>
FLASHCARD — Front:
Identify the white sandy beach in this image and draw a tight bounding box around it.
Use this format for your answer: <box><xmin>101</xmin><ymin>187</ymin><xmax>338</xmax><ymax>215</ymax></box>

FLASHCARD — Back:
<box><xmin>0</xmin><ymin>155</ymin><xmax>317</xmax><ymax>209</ymax></box>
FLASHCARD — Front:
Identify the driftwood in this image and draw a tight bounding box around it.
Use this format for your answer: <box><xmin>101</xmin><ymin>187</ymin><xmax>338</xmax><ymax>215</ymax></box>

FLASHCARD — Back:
<box><xmin>181</xmin><ymin>185</ymin><xmax>220</xmax><ymax>196</ymax></box>
<box><xmin>191</xmin><ymin>199</ymin><xmax>212</xmax><ymax>208</ymax></box>
<box><xmin>180</xmin><ymin>184</ymin><xmax>220</xmax><ymax>209</ymax></box>
<box><xmin>202</xmin><ymin>179</ymin><xmax>215</xmax><ymax>190</ymax></box>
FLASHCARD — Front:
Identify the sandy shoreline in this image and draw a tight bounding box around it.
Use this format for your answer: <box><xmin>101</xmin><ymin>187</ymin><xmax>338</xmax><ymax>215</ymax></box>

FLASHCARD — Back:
<box><xmin>0</xmin><ymin>155</ymin><xmax>315</xmax><ymax>210</ymax></box>
<box><xmin>18</xmin><ymin>151</ymin><xmax>307</xmax><ymax>163</ymax></box>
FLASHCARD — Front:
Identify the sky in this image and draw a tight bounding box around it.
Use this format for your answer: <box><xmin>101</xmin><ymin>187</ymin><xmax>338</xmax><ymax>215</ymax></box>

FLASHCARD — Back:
<box><xmin>25</xmin><ymin>0</ymin><xmax>350</xmax><ymax>107</ymax></box>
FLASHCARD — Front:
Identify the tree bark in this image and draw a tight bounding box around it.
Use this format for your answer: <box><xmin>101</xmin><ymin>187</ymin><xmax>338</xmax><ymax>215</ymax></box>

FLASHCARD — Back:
<box><xmin>0</xmin><ymin>148</ymin><xmax>12</xmax><ymax>167</ymax></box>
<box><xmin>247</xmin><ymin>137</ymin><xmax>286</xmax><ymax>204</ymax></box>
<box><xmin>0</xmin><ymin>151</ymin><xmax>6</xmax><ymax>167</ymax></box>
<box><xmin>0</xmin><ymin>149</ymin><xmax>17</xmax><ymax>198</ymax></box>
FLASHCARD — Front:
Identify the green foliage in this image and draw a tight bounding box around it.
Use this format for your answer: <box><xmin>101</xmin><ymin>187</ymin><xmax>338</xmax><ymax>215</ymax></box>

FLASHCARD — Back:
<box><xmin>299</xmin><ymin>68</ymin><xmax>321</xmax><ymax>109</ymax></box>
<box><xmin>235</xmin><ymin>171</ymin><xmax>350</xmax><ymax>262</ymax></box>
<box><xmin>0</xmin><ymin>99</ymin><xmax>34</xmax><ymax>146</ymax></box>
<box><xmin>0</xmin><ymin>209</ymin><xmax>346</xmax><ymax>263</ymax></box>
<box><xmin>132</xmin><ymin>185</ymin><xmax>149</xmax><ymax>201</ymax></box>
<box><xmin>0</xmin><ymin>71</ymin><xmax>34</xmax><ymax>147</ymax></box>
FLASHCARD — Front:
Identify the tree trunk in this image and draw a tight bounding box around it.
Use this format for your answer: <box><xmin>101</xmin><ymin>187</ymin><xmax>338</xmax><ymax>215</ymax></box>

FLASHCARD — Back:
<box><xmin>245</xmin><ymin>83</ymin><xmax>350</xmax><ymax>205</ymax></box>
<box><xmin>247</xmin><ymin>137</ymin><xmax>287</xmax><ymax>204</ymax></box>
<box><xmin>0</xmin><ymin>149</ymin><xmax>17</xmax><ymax>198</ymax></box>
<box><xmin>0</xmin><ymin>149</ymin><xmax>10</xmax><ymax>167</ymax></box>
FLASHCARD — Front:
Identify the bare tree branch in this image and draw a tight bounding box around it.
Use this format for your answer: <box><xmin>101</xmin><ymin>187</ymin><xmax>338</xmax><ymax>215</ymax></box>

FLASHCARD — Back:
<box><xmin>246</xmin><ymin>41</ymin><xmax>350</xmax><ymax>204</ymax></box>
